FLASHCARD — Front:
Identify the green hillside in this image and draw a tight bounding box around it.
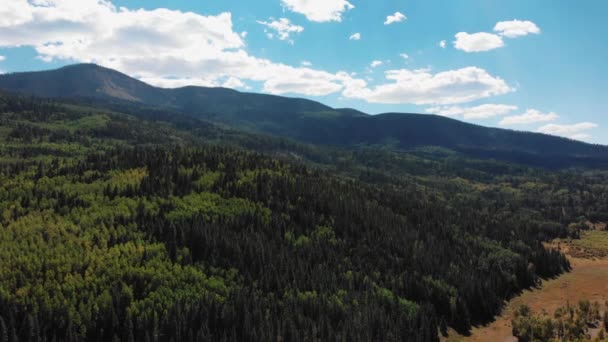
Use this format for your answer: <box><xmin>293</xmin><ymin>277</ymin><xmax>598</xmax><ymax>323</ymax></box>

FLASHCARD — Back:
<box><xmin>1</xmin><ymin>64</ymin><xmax>606</xmax><ymax>168</ymax></box>
<box><xmin>1</xmin><ymin>92</ymin><xmax>608</xmax><ymax>341</ymax></box>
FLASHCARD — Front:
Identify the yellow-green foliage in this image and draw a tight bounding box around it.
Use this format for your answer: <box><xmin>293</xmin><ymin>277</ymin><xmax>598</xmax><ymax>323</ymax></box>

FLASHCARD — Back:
<box><xmin>512</xmin><ymin>301</ymin><xmax>608</xmax><ymax>342</ymax></box>
<box><xmin>0</xmin><ymin>210</ymin><xmax>227</xmax><ymax>335</ymax></box>
<box><xmin>237</xmin><ymin>168</ymin><xmax>291</xmax><ymax>187</ymax></box>
<box><xmin>374</xmin><ymin>285</ymin><xmax>419</xmax><ymax>315</ymax></box>
<box><xmin>0</xmin><ymin>163</ymin><xmax>233</xmax><ymax>337</ymax></box>
<box><xmin>282</xmin><ymin>288</ymin><xmax>352</xmax><ymax>312</ymax></box>
<box><xmin>284</xmin><ymin>225</ymin><xmax>338</xmax><ymax>248</ymax></box>
<box><xmin>108</xmin><ymin>167</ymin><xmax>148</xmax><ymax>190</ymax></box>
<box><xmin>166</xmin><ymin>192</ymin><xmax>271</xmax><ymax>223</ymax></box>
<box><xmin>195</xmin><ymin>171</ymin><xmax>221</xmax><ymax>190</ymax></box>
<box><xmin>571</xmin><ymin>230</ymin><xmax>608</xmax><ymax>258</ymax></box>
<box><xmin>64</xmin><ymin>114</ymin><xmax>110</xmax><ymax>132</ymax></box>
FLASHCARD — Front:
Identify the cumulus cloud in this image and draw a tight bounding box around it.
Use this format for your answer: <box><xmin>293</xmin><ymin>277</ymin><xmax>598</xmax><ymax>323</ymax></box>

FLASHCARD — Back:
<box><xmin>257</xmin><ymin>18</ymin><xmax>304</xmax><ymax>42</ymax></box>
<box><xmin>499</xmin><ymin>109</ymin><xmax>559</xmax><ymax>125</ymax></box>
<box><xmin>262</xmin><ymin>68</ymin><xmax>350</xmax><ymax>96</ymax></box>
<box><xmin>349</xmin><ymin>32</ymin><xmax>361</xmax><ymax>40</ymax></box>
<box><xmin>301</xmin><ymin>61</ymin><xmax>312</xmax><ymax>66</ymax></box>
<box><xmin>427</xmin><ymin>104</ymin><xmax>518</xmax><ymax>119</ymax></box>
<box><xmin>454</xmin><ymin>19</ymin><xmax>540</xmax><ymax>53</ymax></box>
<box><xmin>222</xmin><ymin>76</ymin><xmax>247</xmax><ymax>89</ymax></box>
<box><xmin>384</xmin><ymin>12</ymin><xmax>406</xmax><ymax>25</ymax></box>
<box><xmin>494</xmin><ymin>20</ymin><xmax>541</xmax><ymax>38</ymax></box>
<box><xmin>454</xmin><ymin>32</ymin><xmax>504</xmax><ymax>52</ymax></box>
<box><xmin>342</xmin><ymin>66</ymin><xmax>513</xmax><ymax>105</ymax></box>
<box><xmin>281</xmin><ymin>0</ymin><xmax>354</xmax><ymax>22</ymax></box>
<box><xmin>439</xmin><ymin>40</ymin><xmax>447</xmax><ymax>48</ymax></box>
<box><xmin>0</xmin><ymin>0</ymin><xmax>517</xmax><ymax>106</ymax></box>
<box><xmin>0</xmin><ymin>0</ymin><xmax>356</xmax><ymax>96</ymax></box>
<box><xmin>537</xmin><ymin>122</ymin><xmax>597</xmax><ymax>141</ymax></box>
<box><xmin>0</xmin><ymin>0</ymin><xmax>34</xmax><ymax>26</ymax></box>
<box><xmin>0</xmin><ymin>1</ymin><xmax>244</xmax><ymax>58</ymax></box>
<box><xmin>0</xmin><ymin>55</ymin><xmax>5</xmax><ymax>62</ymax></box>
<box><xmin>138</xmin><ymin>76</ymin><xmax>218</xmax><ymax>89</ymax></box>
<box><xmin>0</xmin><ymin>0</ymin><xmax>244</xmax><ymax>52</ymax></box>
<box><xmin>370</xmin><ymin>60</ymin><xmax>383</xmax><ymax>68</ymax></box>
<box><xmin>400</xmin><ymin>53</ymin><xmax>409</xmax><ymax>60</ymax></box>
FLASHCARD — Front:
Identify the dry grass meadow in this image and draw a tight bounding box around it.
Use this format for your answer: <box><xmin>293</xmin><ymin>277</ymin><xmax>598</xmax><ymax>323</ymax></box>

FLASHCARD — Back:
<box><xmin>444</xmin><ymin>225</ymin><xmax>608</xmax><ymax>342</ymax></box>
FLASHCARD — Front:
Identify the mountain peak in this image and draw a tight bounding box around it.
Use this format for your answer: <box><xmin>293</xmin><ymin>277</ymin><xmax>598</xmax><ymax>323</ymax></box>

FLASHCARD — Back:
<box><xmin>0</xmin><ymin>64</ymin><xmax>607</xmax><ymax>168</ymax></box>
<box><xmin>0</xmin><ymin>63</ymin><xmax>165</xmax><ymax>103</ymax></box>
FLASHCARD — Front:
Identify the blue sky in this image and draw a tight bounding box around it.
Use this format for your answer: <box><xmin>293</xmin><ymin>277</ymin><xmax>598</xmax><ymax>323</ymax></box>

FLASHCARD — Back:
<box><xmin>0</xmin><ymin>0</ymin><xmax>606</xmax><ymax>144</ymax></box>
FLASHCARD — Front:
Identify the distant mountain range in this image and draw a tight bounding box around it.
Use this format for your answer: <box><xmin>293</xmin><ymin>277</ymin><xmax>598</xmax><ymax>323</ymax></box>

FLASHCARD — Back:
<box><xmin>1</xmin><ymin>63</ymin><xmax>607</xmax><ymax>168</ymax></box>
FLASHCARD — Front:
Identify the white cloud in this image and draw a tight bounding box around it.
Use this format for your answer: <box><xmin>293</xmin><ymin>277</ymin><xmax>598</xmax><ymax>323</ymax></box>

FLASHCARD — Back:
<box><xmin>400</xmin><ymin>53</ymin><xmax>409</xmax><ymax>60</ymax></box>
<box><xmin>342</xmin><ymin>66</ymin><xmax>513</xmax><ymax>105</ymax></box>
<box><xmin>0</xmin><ymin>0</ymin><xmax>33</xmax><ymax>26</ymax></box>
<box><xmin>240</xmin><ymin>31</ymin><xmax>248</xmax><ymax>38</ymax></box>
<box><xmin>0</xmin><ymin>1</ymin><xmax>244</xmax><ymax>56</ymax></box>
<box><xmin>370</xmin><ymin>60</ymin><xmax>383</xmax><ymax>68</ymax></box>
<box><xmin>138</xmin><ymin>76</ymin><xmax>218</xmax><ymax>88</ymax></box>
<box><xmin>427</xmin><ymin>104</ymin><xmax>518</xmax><ymax>119</ymax></box>
<box><xmin>494</xmin><ymin>20</ymin><xmax>540</xmax><ymax>38</ymax></box>
<box><xmin>439</xmin><ymin>40</ymin><xmax>446</xmax><ymax>48</ymax></box>
<box><xmin>453</xmin><ymin>20</ymin><xmax>540</xmax><ymax>53</ymax></box>
<box><xmin>281</xmin><ymin>0</ymin><xmax>354</xmax><ymax>22</ymax></box>
<box><xmin>257</xmin><ymin>18</ymin><xmax>303</xmax><ymax>43</ymax></box>
<box><xmin>0</xmin><ymin>0</ymin><xmax>517</xmax><ymax>106</ymax></box>
<box><xmin>0</xmin><ymin>55</ymin><xmax>5</xmax><ymax>62</ymax></box>
<box><xmin>537</xmin><ymin>122</ymin><xmax>597</xmax><ymax>141</ymax></box>
<box><xmin>0</xmin><ymin>0</ymin><xmax>355</xmax><ymax>97</ymax></box>
<box><xmin>499</xmin><ymin>109</ymin><xmax>559</xmax><ymax>125</ymax></box>
<box><xmin>569</xmin><ymin>134</ymin><xmax>592</xmax><ymax>141</ymax></box>
<box><xmin>349</xmin><ymin>32</ymin><xmax>361</xmax><ymax>40</ymax></box>
<box><xmin>222</xmin><ymin>76</ymin><xmax>247</xmax><ymax>89</ymax></box>
<box><xmin>301</xmin><ymin>61</ymin><xmax>312</xmax><ymax>67</ymax></box>
<box><xmin>454</xmin><ymin>32</ymin><xmax>504</xmax><ymax>52</ymax></box>
<box><xmin>384</xmin><ymin>12</ymin><xmax>406</xmax><ymax>25</ymax></box>
<box><xmin>262</xmin><ymin>68</ymin><xmax>349</xmax><ymax>96</ymax></box>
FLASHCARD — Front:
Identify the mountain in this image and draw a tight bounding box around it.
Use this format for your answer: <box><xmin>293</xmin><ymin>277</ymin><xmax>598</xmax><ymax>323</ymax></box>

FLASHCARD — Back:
<box><xmin>0</xmin><ymin>63</ymin><xmax>341</xmax><ymax>117</ymax></box>
<box><xmin>0</xmin><ymin>63</ymin><xmax>168</xmax><ymax>103</ymax></box>
<box><xmin>1</xmin><ymin>63</ymin><xmax>607</xmax><ymax>168</ymax></box>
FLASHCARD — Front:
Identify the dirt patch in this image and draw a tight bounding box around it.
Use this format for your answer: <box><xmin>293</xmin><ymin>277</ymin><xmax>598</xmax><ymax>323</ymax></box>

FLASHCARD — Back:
<box><xmin>546</xmin><ymin>230</ymin><xmax>608</xmax><ymax>259</ymax></box>
<box><xmin>459</xmin><ymin>257</ymin><xmax>608</xmax><ymax>342</ymax></box>
<box><xmin>445</xmin><ymin>230</ymin><xmax>608</xmax><ymax>342</ymax></box>
<box><xmin>587</xmin><ymin>221</ymin><xmax>607</xmax><ymax>231</ymax></box>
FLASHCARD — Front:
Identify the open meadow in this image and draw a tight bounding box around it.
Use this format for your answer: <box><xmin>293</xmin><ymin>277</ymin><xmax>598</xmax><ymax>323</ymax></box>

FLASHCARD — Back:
<box><xmin>445</xmin><ymin>227</ymin><xmax>608</xmax><ymax>341</ymax></box>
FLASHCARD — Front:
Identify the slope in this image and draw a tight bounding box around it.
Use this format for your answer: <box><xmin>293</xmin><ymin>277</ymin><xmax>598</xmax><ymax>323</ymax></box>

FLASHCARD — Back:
<box><xmin>1</xmin><ymin>63</ymin><xmax>607</xmax><ymax>168</ymax></box>
<box><xmin>6</xmin><ymin>91</ymin><xmax>608</xmax><ymax>341</ymax></box>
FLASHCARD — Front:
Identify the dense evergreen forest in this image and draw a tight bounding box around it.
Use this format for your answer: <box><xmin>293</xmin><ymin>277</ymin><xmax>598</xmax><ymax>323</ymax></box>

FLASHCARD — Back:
<box><xmin>1</xmin><ymin>93</ymin><xmax>608</xmax><ymax>341</ymax></box>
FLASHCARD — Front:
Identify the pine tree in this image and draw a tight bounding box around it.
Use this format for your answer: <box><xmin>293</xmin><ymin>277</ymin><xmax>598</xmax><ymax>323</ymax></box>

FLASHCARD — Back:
<box><xmin>0</xmin><ymin>316</ymin><xmax>8</xmax><ymax>342</ymax></box>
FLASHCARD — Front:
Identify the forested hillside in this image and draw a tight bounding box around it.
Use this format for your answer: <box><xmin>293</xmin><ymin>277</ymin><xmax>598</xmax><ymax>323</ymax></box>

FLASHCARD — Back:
<box><xmin>1</xmin><ymin>94</ymin><xmax>608</xmax><ymax>341</ymax></box>
<box><xmin>2</xmin><ymin>64</ymin><xmax>608</xmax><ymax>169</ymax></box>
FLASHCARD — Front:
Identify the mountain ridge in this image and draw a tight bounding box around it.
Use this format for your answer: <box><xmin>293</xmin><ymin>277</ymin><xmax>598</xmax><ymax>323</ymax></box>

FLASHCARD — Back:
<box><xmin>1</xmin><ymin>63</ymin><xmax>607</xmax><ymax>168</ymax></box>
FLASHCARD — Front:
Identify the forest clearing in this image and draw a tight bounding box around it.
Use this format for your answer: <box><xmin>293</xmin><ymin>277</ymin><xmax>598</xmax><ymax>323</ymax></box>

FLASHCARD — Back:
<box><xmin>446</xmin><ymin>226</ymin><xmax>608</xmax><ymax>341</ymax></box>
